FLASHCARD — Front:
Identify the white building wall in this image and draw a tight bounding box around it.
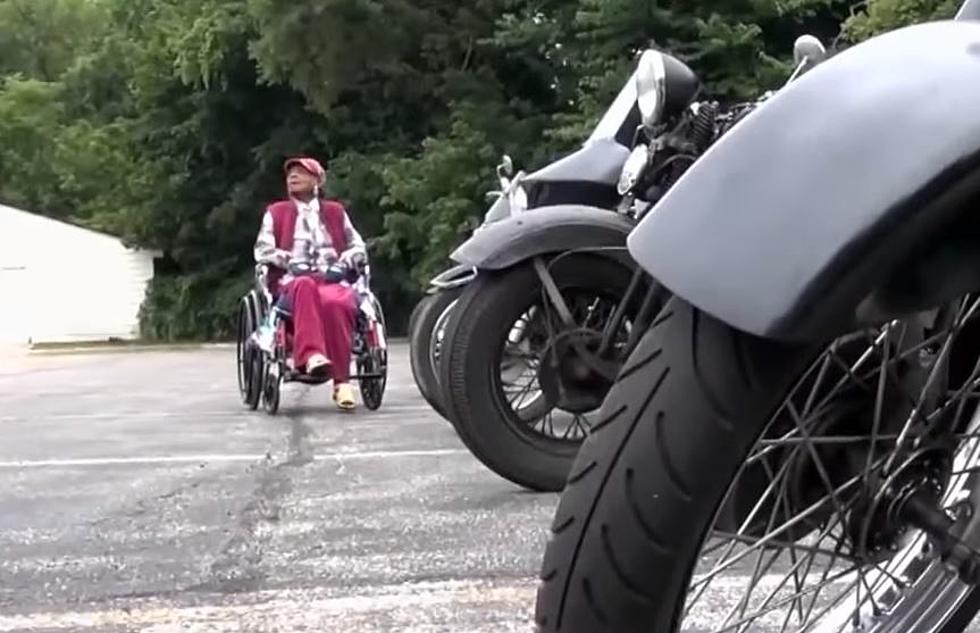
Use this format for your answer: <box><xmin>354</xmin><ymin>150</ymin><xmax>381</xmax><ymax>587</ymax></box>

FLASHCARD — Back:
<box><xmin>0</xmin><ymin>204</ymin><xmax>158</xmax><ymax>344</ymax></box>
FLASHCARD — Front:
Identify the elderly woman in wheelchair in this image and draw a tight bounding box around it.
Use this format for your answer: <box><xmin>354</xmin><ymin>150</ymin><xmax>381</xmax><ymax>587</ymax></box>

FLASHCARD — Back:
<box><xmin>237</xmin><ymin>156</ymin><xmax>388</xmax><ymax>414</ymax></box>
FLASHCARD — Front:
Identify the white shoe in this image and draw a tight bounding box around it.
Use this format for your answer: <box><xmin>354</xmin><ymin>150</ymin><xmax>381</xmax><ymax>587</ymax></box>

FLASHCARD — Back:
<box><xmin>306</xmin><ymin>354</ymin><xmax>330</xmax><ymax>377</ymax></box>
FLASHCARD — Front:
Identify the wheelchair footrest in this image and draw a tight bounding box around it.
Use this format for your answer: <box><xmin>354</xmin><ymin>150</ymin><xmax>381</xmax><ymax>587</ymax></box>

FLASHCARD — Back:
<box><xmin>352</xmin><ymin>372</ymin><xmax>385</xmax><ymax>380</ymax></box>
<box><xmin>284</xmin><ymin>370</ymin><xmax>332</xmax><ymax>386</ymax></box>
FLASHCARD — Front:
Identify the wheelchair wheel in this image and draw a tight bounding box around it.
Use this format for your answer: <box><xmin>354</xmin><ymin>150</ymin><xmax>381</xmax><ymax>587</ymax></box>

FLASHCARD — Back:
<box><xmin>238</xmin><ymin>294</ymin><xmax>262</xmax><ymax>410</ymax></box>
<box><xmin>237</xmin><ymin>295</ymin><xmax>252</xmax><ymax>400</ymax></box>
<box><xmin>248</xmin><ymin>352</ymin><xmax>264</xmax><ymax>411</ymax></box>
<box><xmin>359</xmin><ymin>348</ymin><xmax>387</xmax><ymax>411</ymax></box>
<box><xmin>262</xmin><ymin>364</ymin><xmax>281</xmax><ymax>415</ymax></box>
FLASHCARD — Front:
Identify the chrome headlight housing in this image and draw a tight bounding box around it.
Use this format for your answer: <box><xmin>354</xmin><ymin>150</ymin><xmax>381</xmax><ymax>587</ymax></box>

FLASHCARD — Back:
<box><xmin>636</xmin><ymin>50</ymin><xmax>667</xmax><ymax>128</ymax></box>
<box><xmin>617</xmin><ymin>144</ymin><xmax>650</xmax><ymax>196</ymax></box>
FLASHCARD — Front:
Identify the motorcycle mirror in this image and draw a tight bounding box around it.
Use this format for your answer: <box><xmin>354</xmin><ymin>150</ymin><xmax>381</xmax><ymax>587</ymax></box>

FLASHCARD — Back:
<box><xmin>498</xmin><ymin>154</ymin><xmax>514</xmax><ymax>178</ymax></box>
<box><xmin>793</xmin><ymin>34</ymin><xmax>826</xmax><ymax>67</ymax></box>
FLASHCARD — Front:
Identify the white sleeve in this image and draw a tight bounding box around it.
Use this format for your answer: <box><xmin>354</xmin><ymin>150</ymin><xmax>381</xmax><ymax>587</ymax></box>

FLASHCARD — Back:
<box><xmin>253</xmin><ymin>210</ymin><xmax>290</xmax><ymax>267</ymax></box>
<box><xmin>340</xmin><ymin>213</ymin><xmax>367</xmax><ymax>259</ymax></box>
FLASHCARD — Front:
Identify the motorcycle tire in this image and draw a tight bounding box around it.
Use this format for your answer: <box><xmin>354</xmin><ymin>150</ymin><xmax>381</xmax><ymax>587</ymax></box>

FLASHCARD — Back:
<box><xmin>534</xmin><ymin>296</ymin><xmax>980</xmax><ymax>633</ymax></box>
<box><xmin>439</xmin><ymin>253</ymin><xmax>636</xmax><ymax>493</ymax></box>
<box><xmin>408</xmin><ymin>287</ymin><xmax>462</xmax><ymax>422</ymax></box>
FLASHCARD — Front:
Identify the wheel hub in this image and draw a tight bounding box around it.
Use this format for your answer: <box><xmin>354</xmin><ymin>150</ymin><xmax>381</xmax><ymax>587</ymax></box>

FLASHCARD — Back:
<box><xmin>537</xmin><ymin>331</ymin><xmax>615</xmax><ymax>414</ymax></box>
<box><xmin>847</xmin><ymin>446</ymin><xmax>952</xmax><ymax>560</ymax></box>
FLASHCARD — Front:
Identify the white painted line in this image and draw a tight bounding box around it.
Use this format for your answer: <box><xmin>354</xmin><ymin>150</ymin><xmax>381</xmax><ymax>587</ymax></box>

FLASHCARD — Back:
<box><xmin>0</xmin><ymin>572</ymin><xmax>866</xmax><ymax>632</ymax></box>
<box><xmin>0</xmin><ymin>406</ymin><xmax>438</xmax><ymax>423</ymax></box>
<box><xmin>0</xmin><ymin>454</ymin><xmax>263</xmax><ymax>467</ymax></box>
<box><xmin>0</xmin><ymin>448</ymin><xmax>468</xmax><ymax>469</ymax></box>
<box><xmin>0</xmin><ymin>411</ymin><xmax>255</xmax><ymax>422</ymax></box>
<box><xmin>0</xmin><ymin>578</ymin><xmax>536</xmax><ymax>632</ymax></box>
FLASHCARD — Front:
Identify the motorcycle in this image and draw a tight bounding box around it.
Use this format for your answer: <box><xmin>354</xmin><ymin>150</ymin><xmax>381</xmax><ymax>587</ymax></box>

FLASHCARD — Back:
<box><xmin>534</xmin><ymin>5</ymin><xmax>980</xmax><ymax>633</ymax></box>
<box><xmin>408</xmin><ymin>71</ymin><xmax>643</xmax><ymax>422</ymax></box>
<box><xmin>408</xmin><ymin>154</ymin><xmax>530</xmax><ymax>420</ymax></box>
<box><xmin>435</xmin><ymin>46</ymin><xmax>751</xmax><ymax>493</ymax></box>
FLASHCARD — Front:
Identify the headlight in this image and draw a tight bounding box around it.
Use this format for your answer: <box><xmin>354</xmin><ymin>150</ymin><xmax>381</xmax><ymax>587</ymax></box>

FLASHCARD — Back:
<box><xmin>636</xmin><ymin>50</ymin><xmax>667</xmax><ymax>127</ymax></box>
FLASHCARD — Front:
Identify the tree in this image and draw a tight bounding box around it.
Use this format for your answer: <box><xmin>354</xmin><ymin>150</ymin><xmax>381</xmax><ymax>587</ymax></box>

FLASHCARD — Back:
<box><xmin>843</xmin><ymin>0</ymin><xmax>958</xmax><ymax>42</ymax></box>
<box><xmin>0</xmin><ymin>0</ymin><xmax>954</xmax><ymax>340</ymax></box>
<box><xmin>0</xmin><ymin>0</ymin><xmax>108</xmax><ymax>81</ymax></box>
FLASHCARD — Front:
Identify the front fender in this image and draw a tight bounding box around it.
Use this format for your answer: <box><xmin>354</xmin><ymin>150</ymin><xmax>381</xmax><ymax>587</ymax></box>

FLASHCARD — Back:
<box><xmin>451</xmin><ymin>205</ymin><xmax>636</xmax><ymax>271</ymax></box>
<box><xmin>425</xmin><ymin>263</ymin><xmax>477</xmax><ymax>292</ymax></box>
<box><xmin>627</xmin><ymin>20</ymin><xmax>980</xmax><ymax>342</ymax></box>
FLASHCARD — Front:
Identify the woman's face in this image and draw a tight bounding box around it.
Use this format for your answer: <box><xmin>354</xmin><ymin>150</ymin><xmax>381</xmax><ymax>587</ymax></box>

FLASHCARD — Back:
<box><xmin>286</xmin><ymin>165</ymin><xmax>318</xmax><ymax>196</ymax></box>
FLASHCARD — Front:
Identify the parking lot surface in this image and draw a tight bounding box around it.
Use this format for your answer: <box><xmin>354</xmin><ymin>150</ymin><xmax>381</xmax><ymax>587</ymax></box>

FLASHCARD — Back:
<box><xmin>0</xmin><ymin>344</ymin><xmax>555</xmax><ymax>632</ymax></box>
<box><xmin>4</xmin><ymin>344</ymin><xmax>980</xmax><ymax>632</ymax></box>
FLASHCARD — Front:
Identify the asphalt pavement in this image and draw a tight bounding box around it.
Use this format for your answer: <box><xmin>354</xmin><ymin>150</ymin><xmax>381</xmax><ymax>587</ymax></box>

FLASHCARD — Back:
<box><xmin>0</xmin><ymin>343</ymin><xmax>555</xmax><ymax>632</ymax></box>
<box><xmin>4</xmin><ymin>344</ymin><xmax>980</xmax><ymax>633</ymax></box>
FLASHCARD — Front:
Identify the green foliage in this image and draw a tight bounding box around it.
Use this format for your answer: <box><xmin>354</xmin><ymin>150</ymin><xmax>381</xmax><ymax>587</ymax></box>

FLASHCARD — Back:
<box><xmin>0</xmin><ymin>0</ymin><xmax>109</xmax><ymax>80</ymax></box>
<box><xmin>0</xmin><ymin>77</ymin><xmax>64</xmax><ymax>213</ymax></box>
<box><xmin>0</xmin><ymin>0</ymin><xmax>952</xmax><ymax>341</ymax></box>
<box><xmin>139</xmin><ymin>267</ymin><xmax>252</xmax><ymax>341</ymax></box>
<box><xmin>843</xmin><ymin>0</ymin><xmax>958</xmax><ymax>42</ymax></box>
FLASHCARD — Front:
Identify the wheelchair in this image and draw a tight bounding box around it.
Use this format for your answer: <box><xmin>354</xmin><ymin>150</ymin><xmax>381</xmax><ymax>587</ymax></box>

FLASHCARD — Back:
<box><xmin>236</xmin><ymin>258</ymin><xmax>389</xmax><ymax>414</ymax></box>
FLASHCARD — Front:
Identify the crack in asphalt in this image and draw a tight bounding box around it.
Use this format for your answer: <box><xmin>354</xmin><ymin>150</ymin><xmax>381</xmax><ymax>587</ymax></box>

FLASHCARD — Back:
<box><xmin>192</xmin><ymin>391</ymin><xmax>316</xmax><ymax>595</ymax></box>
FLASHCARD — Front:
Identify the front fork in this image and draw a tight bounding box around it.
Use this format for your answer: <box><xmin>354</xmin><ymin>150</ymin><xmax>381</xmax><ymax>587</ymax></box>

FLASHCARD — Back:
<box><xmin>434</xmin><ymin>256</ymin><xmax>668</xmax><ymax>380</ymax></box>
<box><xmin>531</xmin><ymin>256</ymin><xmax>666</xmax><ymax>382</ymax></box>
<box><xmin>592</xmin><ymin>264</ymin><xmax>668</xmax><ymax>361</ymax></box>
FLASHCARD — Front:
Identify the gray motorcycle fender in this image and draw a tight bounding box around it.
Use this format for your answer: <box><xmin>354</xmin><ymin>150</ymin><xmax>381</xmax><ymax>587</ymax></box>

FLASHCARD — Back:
<box><xmin>450</xmin><ymin>205</ymin><xmax>636</xmax><ymax>271</ymax></box>
<box><xmin>627</xmin><ymin>20</ymin><xmax>980</xmax><ymax>343</ymax></box>
<box><xmin>425</xmin><ymin>263</ymin><xmax>477</xmax><ymax>292</ymax></box>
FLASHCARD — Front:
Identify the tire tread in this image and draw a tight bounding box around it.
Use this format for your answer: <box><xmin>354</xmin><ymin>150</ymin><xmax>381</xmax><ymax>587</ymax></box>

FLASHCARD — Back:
<box><xmin>440</xmin><ymin>255</ymin><xmax>639</xmax><ymax>491</ymax></box>
<box><xmin>535</xmin><ymin>298</ymin><xmax>810</xmax><ymax>633</ymax></box>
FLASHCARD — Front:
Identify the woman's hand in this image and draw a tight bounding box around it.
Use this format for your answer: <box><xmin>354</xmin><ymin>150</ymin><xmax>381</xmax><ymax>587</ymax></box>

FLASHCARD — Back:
<box><xmin>338</xmin><ymin>249</ymin><xmax>367</xmax><ymax>269</ymax></box>
<box><xmin>275</xmin><ymin>249</ymin><xmax>293</xmax><ymax>268</ymax></box>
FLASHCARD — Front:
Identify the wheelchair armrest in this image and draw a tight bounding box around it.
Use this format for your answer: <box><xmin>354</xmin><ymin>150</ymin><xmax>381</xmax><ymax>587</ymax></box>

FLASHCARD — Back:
<box><xmin>254</xmin><ymin>262</ymin><xmax>277</xmax><ymax>303</ymax></box>
<box><xmin>254</xmin><ymin>262</ymin><xmax>269</xmax><ymax>286</ymax></box>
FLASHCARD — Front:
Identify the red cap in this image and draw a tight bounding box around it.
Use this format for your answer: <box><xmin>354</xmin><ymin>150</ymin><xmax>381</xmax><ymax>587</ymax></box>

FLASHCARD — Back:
<box><xmin>283</xmin><ymin>157</ymin><xmax>326</xmax><ymax>185</ymax></box>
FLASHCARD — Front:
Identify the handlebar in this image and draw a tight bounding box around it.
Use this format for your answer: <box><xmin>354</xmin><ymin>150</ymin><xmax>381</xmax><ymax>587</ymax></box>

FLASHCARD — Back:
<box><xmin>256</xmin><ymin>254</ymin><xmax>369</xmax><ymax>291</ymax></box>
<box><xmin>958</xmin><ymin>0</ymin><xmax>980</xmax><ymax>20</ymax></box>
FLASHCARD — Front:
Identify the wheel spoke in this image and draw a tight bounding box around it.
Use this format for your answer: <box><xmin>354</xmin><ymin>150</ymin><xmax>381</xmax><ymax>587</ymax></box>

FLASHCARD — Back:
<box><xmin>710</xmin><ymin>531</ymin><xmax>849</xmax><ymax>561</ymax></box>
<box><xmin>505</xmin><ymin>372</ymin><xmax>539</xmax><ymax>409</ymax></box>
<box><xmin>805</xmin><ymin>328</ymin><xmax>895</xmax><ymax>419</ymax></box>
<box><xmin>677</xmin><ymin>297</ymin><xmax>980</xmax><ymax>633</ymax></box>
<box><xmin>882</xmin><ymin>303</ymin><xmax>977</xmax><ymax>473</ymax></box>
<box><xmin>715</xmin><ymin>498</ymin><xmax>858</xmax><ymax>630</ymax></box>
<box><xmin>693</xmin><ymin>446</ymin><xmax>889</xmax><ymax>597</ymax></box>
<box><xmin>496</xmin><ymin>285</ymin><xmax>627</xmax><ymax>442</ymax></box>
<box><xmin>864</xmin><ymin>323</ymin><xmax>893</xmax><ymax>483</ymax></box>
<box><xmin>785</xmin><ymin>401</ymin><xmax>856</xmax><ymax>527</ymax></box>
<box><xmin>717</xmin><ymin>564</ymin><xmax>862</xmax><ymax>633</ymax></box>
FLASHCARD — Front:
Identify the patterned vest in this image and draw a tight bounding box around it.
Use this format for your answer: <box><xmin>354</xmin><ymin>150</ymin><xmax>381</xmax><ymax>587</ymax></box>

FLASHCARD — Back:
<box><xmin>266</xmin><ymin>197</ymin><xmax>348</xmax><ymax>295</ymax></box>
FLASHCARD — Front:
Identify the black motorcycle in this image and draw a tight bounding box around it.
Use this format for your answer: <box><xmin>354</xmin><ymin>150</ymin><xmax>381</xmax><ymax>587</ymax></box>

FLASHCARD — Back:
<box><xmin>435</xmin><ymin>45</ymin><xmax>756</xmax><ymax>493</ymax></box>
<box><xmin>408</xmin><ymin>74</ymin><xmax>642</xmax><ymax>421</ymax></box>
<box><xmin>408</xmin><ymin>155</ymin><xmax>534</xmax><ymax>421</ymax></box>
<box><xmin>535</xmin><ymin>6</ymin><xmax>980</xmax><ymax>633</ymax></box>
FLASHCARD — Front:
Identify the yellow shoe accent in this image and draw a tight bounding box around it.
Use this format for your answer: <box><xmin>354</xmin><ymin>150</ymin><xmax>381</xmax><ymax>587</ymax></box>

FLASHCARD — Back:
<box><xmin>334</xmin><ymin>383</ymin><xmax>357</xmax><ymax>411</ymax></box>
